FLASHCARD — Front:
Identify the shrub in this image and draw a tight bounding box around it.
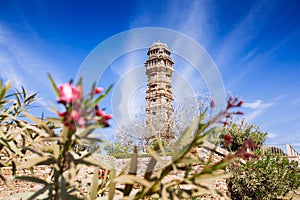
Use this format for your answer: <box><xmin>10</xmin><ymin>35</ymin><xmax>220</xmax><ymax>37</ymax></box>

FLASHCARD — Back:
<box><xmin>0</xmin><ymin>80</ymin><xmax>39</xmax><ymax>174</ymax></box>
<box><xmin>104</xmin><ymin>142</ymin><xmax>130</xmax><ymax>156</ymax></box>
<box><xmin>218</xmin><ymin>119</ymin><xmax>268</xmax><ymax>152</ymax></box>
<box><xmin>229</xmin><ymin>151</ymin><xmax>300</xmax><ymax>200</ymax></box>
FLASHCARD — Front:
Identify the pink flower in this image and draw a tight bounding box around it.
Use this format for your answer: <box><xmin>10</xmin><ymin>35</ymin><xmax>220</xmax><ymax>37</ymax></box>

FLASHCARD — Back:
<box><xmin>94</xmin><ymin>87</ymin><xmax>103</xmax><ymax>94</ymax></box>
<box><xmin>70</xmin><ymin>110</ymin><xmax>81</xmax><ymax>120</ymax></box>
<box><xmin>77</xmin><ymin>117</ymin><xmax>86</xmax><ymax>127</ymax></box>
<box><xmin>58</xmin><ymin>83</ymin><xmax>82</xmax><ymax>103</ymax></box>
<box><xmin>69</xmin><ymin>110</ymin><xmax>86</xmax><ymax>128</ymax></box>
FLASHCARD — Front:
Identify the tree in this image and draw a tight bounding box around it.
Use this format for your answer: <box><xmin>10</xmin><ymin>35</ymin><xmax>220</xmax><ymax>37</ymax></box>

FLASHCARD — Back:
<box><xmin>115</xmin><ymin>96</ymin><xmax>210</xmax><ymax>152</ymax></box>
<box><xmin>104</xmin><ymin>142</ymin><xmax>130</xmax><ymax>157</ymax></box>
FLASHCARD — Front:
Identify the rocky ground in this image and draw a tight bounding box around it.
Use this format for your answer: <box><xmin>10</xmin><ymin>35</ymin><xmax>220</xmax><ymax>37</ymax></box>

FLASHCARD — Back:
<box><xmin>0</xmin><ymin>163</ymin><xmax>228</xmax><ymax>200</ymax></box>
<box><xmin>0</xmin><ymin>144</ymin><xmax>231</xmax><ymax>200</ymax></box>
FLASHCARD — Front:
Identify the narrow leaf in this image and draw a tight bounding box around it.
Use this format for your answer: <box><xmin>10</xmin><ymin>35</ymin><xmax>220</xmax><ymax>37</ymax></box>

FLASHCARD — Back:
<box><xmin>15</xmin><ymin>176</ymin><xmax>49</xmax><ymax>185</ymax></box>
<box><xmin>20</xmin><ymin>156</ymin><xmax>52</xmax><ymax>168</ymax></box>
<box><xmin>89</xmin><ymin>167</ymin><xmax>99</xmax><ymax>200</ymax></box>
<box><xmin>76</xmin><ymin>76</ymin><xmax>83</xmax><ymax>86</ymax></box>
<box><xmin>22</xmin><ymin>86</ymin><xmax>27</xmax><ymax>99</ymax></box>
<box><xmin>28</xmin><ymin>185</ymin><xmax>51</xmax><ymax>200</ymax></box>
<box><xmin>124</xmin><ymin>147</ymin><xmax>138</xmax><ymax>196</ymax></box>
<box><xmin>94</xmin><ymin>84</ymin><xmax>113</xmax><ymax>105</ymax></box>
<box><xmin>47</xmin><ymin>73</ymin><xmax>60</xmax><ymax>97</ymax></box>
<box><xmin>114</xmin><ymin>175</ymin><xmax>151</xmax><ymax>188</ymax></box>
<box><xmin>144</xmin><ymin>156</ymin><xmax>157</xmax><ymax>180</ymax></box>
<box><xmin>147</xmin><ymin>146</ymin><xmax>164</xmax><ymax>166</ymax></box>
<box><xmin>108</xmin><ymin>169</ymin><xmax>116</xmax><ymax>200</ymax></box>
<box><xmin>24</xmin><ymin>113</ymin><xmax>53</xmax><ymax>135</ymax></box>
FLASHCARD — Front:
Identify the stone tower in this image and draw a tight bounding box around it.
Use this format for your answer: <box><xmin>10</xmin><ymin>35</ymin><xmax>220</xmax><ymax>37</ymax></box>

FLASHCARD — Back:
<box><xmin>145</xmin><ymin>41</ymin><xmax>174</xmax><ymax>144</ymax></box>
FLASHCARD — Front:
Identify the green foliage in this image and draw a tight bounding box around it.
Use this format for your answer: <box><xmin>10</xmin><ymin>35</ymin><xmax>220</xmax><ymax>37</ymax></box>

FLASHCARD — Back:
<box><xmin>218</xmin><ymin>119</ymin><xmax>267</xmax><ymax>152</ymax></box>
<box><xmin>0</xmin><ymin>80</ymin><xmax>39</xmax><ymax>173</ymax></box>
<box><xmin>104</xmin><ymin>142</ymin><xmax>130</xmax><ymax>157</ymax></box>
<box><xmin>150</xmin><ymin>139</ymin><xmax>168</xmax><ymax>151</ymax></box>
<box><xmin>229</xmin><ymin>151</ymin><xmax>300</xmax><ymax>200</ymax></box>
<box><xmin>223</xmin><ymin>119</ymin><xmax>300</xmax><ymax>199</ymax></box>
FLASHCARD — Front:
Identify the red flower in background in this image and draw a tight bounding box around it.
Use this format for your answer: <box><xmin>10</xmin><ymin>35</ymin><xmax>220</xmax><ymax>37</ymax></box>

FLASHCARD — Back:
<box><xmin>224</xmin><ymin>133</ymin><xmax>233</xmax><ymax>144</ymax></box>
<box><xmin>95</xmin><ymin>105</ymin><xmax>113</xmax><ymax>127</ymax></box>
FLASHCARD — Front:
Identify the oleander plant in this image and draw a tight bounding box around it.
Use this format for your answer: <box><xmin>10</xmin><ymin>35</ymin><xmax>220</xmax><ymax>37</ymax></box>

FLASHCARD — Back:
<box><xmin>1</xmin><ymin>75</ymin><xmax>298</xmax><ymax>200</ymax></box>
<box><xmin>218</xmin><ymin>115</ymin><xmax>300</xmax><ymax>199</ymax></box>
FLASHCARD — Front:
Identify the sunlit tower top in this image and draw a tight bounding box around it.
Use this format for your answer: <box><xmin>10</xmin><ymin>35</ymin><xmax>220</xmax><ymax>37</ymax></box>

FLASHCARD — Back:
<box><xmin>145</xmin><ymin>41</ymin><xmax>174</xmax><ymax>144</ymax></box>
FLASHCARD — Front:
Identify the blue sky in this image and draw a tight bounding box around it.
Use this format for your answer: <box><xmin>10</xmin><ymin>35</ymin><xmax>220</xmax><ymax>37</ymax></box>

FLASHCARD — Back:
<box><xmin>0</xmin><ymin>0</ymin><xmax>300</xmax><ymax>150</ymax></box>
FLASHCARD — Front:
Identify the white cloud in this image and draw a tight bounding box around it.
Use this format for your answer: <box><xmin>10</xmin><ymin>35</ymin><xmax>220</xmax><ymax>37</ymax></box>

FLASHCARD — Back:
<box><xmin>243</xmin><ymin>99</ymin><xmax>274</xmax><ymax>121</ymax></box>
<box><xmin>292</xmin><ymin>143</ymin><xmax>300</xmax><ymax>147</ymax></box>
<box><xmin>0</xmin><ymin>53</ymin><xmax>24</xmax><ymax>88</ymax></box>
<box><xmin>0</xmin><ymin>22</ymin><xmax>68</xmax><ymax>119</ymax></box>
<box><xmin>131</xmin><ymin>1</ymin><xmax>213</xmax><ymax>46</ymax></box>
<box><xmin>0</xmin><ymin>23</ymin><xmax>63</xmax><ymax>90</ymax></box>
<box><xmin>244</xmin><ymin>99</ymin><xmax>264</xmax><ymax>109</ymax></box>
<box><xmin>267</xmin><ymin>132</ymin><xmax>277</xmax><ymax>139</ymax></box>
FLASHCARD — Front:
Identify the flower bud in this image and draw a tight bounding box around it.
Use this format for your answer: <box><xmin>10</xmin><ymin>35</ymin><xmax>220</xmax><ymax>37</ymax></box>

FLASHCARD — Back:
<box><xmin>104</xmin><ymin>114</ymin><xmax>113</xmax><ymax>120</ymax></box>
<box><xmin>94</xmin><ymin>87</ymin><xmax>103</xmax><ymax>94</ymax></box>
<box><xmin>96</xmin><ymin>110</ymin><xmax>104</xmax><ymax>116</ymax></box>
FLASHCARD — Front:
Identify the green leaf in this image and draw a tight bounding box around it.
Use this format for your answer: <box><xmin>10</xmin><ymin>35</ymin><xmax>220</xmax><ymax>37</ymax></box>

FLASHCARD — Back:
<box><xmin>21</xmin><ymin>86</ymin><xmax>27</xmax><ymax>99</ymax></box>
<box><xmin>77</xmin><ymin>124</ymin><xmax>99</xmax><ymax>138</ymax></box>
<box><xmin>147</xmin><ymin>146</ymin><xmax>164</xmax><ymax>166</ymax></box>
<box><xmin>28</xmin><ymin>185</ymin><xmax>52</xmax><ymax>200</ymax></box>
<box><xmin>0</xmin><ymin>80</ymin><xmax>13</xmax><ymax>101</ymax></box>
<box><xmin>60</xmin><ymin>175</ymin><xmax>68</xmax><ymax>200</ymax></box>
<box><xmin>8</xmin><ymin>140</ymin><xmax>23</xmax><ymax>155</ymax></box>
<box><xmin>162</xmin><ymin>185</ymin><xmax>168</xmax><ymax>200</ymax></box>
<box><xmin>75</xmin><ymin>157</ymin><xmax>106</xmax><ymax>168</ymax></box>
<box><xmin>114</xmin><ymin>175</ymin><xmax>152</xmax><ymax>188</ymax></box>
<box><xmin>129</xmin><ymin>146</ymin><xmax>138</xmax><ymax>175</ymax></box>
<box><xmin>20</xmin><ymin>156</ymin><xmax>54</xmax><ymax>168</ymax></box>
<box><xmin>144</xmin><ymin>156</ymin><xmax>157</xmax><ymax>180</ymax></box>
<box><xmin>173</xmin><ymin>120</ymin><xmax>197</xmax><ymax>160</ymax></box>
<box><xmin>89</xmin><ymin>167</ymin><xmax>99</xmax><ymax>200</ymax></box>
<box><xmin>52</xmin><ymin>141</ymin><xmax>60</xmax><ymax>159</ymax></box>
<box><xmin>24</xmin><ymin>113</ymin><xmax>53</xmax><ymax>135</ymax></box>
<box><xmin>14</xmin><ymin>91</ymin><xmax>22</xmax><ymax>109</ymax></box>
<box><xmin>47</xmin><ymin>73</ymin><xmax>60</xmax><ymax>97</ymax></box>
<box><xmin>24</xmin><ymin>93</ymin><xmax>37</xmax><ymax>106</ymax></box>
<box><xmin>76</xmin><ymin>76</ymin><xmax>83</xmax><ymax>86</ymax></box>
<box><xmin>123</xmin><ymin>147</ymin><xmax>138</xmax><ymax>196</ymax></box>
<box><xmin>15</xmin><ymin>176</ymin><xmax>49</xmax><ymax>185</ymax></box>
<box><xmin>94</xmin><ymin>84</ymin><xmax>113</xmax><ymax>105</ymax></box>
<box><xmin>108</xmin><ymin>169</ymin><xmax>116</xmax><ymax>200</ymax></box>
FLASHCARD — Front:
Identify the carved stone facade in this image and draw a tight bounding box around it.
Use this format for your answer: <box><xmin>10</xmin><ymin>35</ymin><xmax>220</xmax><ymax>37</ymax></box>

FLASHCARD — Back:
<box><xmin>145</xmin><ymin>41</ymin><xmax>174</xmax><ymax>144</ymax></box>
